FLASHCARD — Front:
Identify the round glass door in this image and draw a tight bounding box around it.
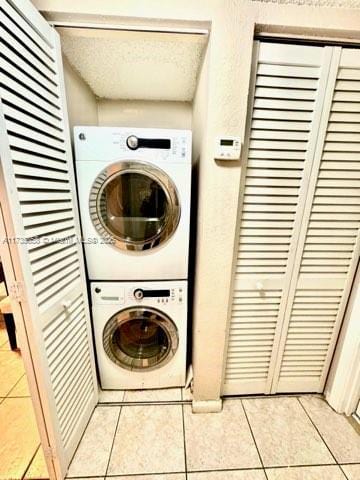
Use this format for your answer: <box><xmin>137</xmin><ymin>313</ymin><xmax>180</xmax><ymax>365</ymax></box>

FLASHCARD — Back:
<box><xmin>89</xmin><ymin>161</ymin><xmax>180</xmax><ymax>251</ymax></box>
<box><xmin>103</xmin><ymin>307</ymin><xmax>179</xmax><ymax>371</ymax></box>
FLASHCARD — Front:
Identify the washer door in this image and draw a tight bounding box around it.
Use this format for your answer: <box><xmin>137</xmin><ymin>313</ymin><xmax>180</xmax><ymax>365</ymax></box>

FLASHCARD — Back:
<box><xmin>103</xmin><ymin>307</ymin><xmax>179</xmax><ymax>371</ymax></box>
<box><xmin>89</xmin><ymin>161</ymin><xmax>180</xmax><ymax>251</ymax></box>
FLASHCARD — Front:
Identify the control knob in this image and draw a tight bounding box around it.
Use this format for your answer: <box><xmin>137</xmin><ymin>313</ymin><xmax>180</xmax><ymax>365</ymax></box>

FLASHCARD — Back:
<box><xmin>127</xmin><ymin>135</ymin><xmax>139</xmax><ymax>150</ymax></box>
<box><xmin>133</xmin><ymin>288</ymin><xmax>144</xmax><ymax>300</ymax></box>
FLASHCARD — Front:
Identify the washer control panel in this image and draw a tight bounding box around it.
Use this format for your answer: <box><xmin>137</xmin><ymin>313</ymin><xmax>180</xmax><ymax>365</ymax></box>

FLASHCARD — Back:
<box><xmin>91</xmin><ymin>282</ymin><xmax>186</xmax><ymax>306</ymax></box>
<box><xmin>131</xmin><ymin>287</ymin><xmax>184</xmax><ymax>304</ymax></box>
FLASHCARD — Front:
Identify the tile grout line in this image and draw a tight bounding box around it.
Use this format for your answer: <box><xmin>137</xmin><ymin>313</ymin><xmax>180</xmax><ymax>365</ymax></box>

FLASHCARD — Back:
<box><xmin>104</xmin><ymin>405</ymin><xmax>122</xmax><ymax>478</ymax></box>
<box><xmin>4</xmin><ymin>372</ymin><xmax>26</xmax><ymax>399</ymax></box>
<box><xmin>103</xmin><ymin>473</ymin><xmax>186</xmax><ymax>479</ymax></box>
<box><xmin>181</xmin><ymin>403</ymin><xmax>188</xmax><ymax>480</ymax></box>
<box><xmin>21</xmin><ymin>443</ymin><xmax>41</xmax><ymax>480</ymax></box>
<box><xmin>240</xmin><ymin>399</ymin><xmax>269</xmax><ymax>480</ymax></box>
<box><xmin>97</xmin><ymin>400</ymin><xmax>192</xmax><ymax>407</ymax></box>
<box><xmin>296</xmin><ymin>397</ymin><xmax>350</xmax><ymax>480</ymax></box>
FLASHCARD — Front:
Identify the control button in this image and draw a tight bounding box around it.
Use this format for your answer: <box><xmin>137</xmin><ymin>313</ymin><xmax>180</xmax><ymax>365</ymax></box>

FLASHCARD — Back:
<box><xmin>127</xmin><ymin>135</ymin><xmax>139</xmax><ymax>150</ymax></box>
<box><xmin>95</xmin><ymin>287</ymin><xmax>101</xmax><ymax>293</ymax></box>
<box><xmin>179</xmin><ymin>297</ymin><xmax>183</xmax><ymax>302</ymax></box>
<box><xmin>133</xmin><ymin>288</ymin><xmax>144</xmax><ymax>300</ymax></box>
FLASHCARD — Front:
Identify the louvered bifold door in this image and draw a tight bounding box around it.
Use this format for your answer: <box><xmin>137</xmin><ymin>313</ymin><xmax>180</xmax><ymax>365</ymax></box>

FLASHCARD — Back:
<box><xmin>222</xmin><ymin>42</ymin><xmax>334</xmax><ymax>395</ymax></box>
<box><xmin>0</xmin><ymin>0</ymin><xmax>98</xmax><ymax>477</ymax></box>
<box><xmin>271</xmin><ymin>47</ymin><xmax>360</xmax><ymax>393</ymax></box>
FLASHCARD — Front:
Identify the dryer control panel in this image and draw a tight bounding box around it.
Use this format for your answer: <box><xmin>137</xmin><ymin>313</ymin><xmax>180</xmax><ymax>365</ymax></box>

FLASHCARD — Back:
<box><xmin>74</xmin><ymin>126</ymin><xmax>192</xmax><ymax>163</ymax></box>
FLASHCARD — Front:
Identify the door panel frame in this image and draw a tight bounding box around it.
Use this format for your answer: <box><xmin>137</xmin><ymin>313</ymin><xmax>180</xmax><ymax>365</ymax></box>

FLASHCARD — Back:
<box><xmin>0</xmin><ymin>1</ymin><xmax>99</xmax><ymax>477</ymax></box>
<box><xmin>0</xmin><ymin>174</ymin><xmax>56</xmax><ymax>479</ymax></box>
<box><xmin>325</xmin><ymin>263</ymin><xmax>360</xmax><ymax>415</ymax></box>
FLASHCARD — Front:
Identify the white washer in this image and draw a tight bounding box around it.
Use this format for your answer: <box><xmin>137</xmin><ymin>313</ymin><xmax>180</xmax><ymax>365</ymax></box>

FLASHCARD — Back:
<box><xmin>91</xmin><ymin>280</ymin><xmax>187</xmax><ymax>390</ymax></box>
<box><xmin>74</xmin><ymin>127</ymin><xmax>192</xmax><ymax>281</ymax></box>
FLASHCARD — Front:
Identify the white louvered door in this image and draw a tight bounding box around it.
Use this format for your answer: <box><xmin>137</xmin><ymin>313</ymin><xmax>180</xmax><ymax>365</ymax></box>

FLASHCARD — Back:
<box><xmin>271</xmin><ymin>47</ymin><xmax>360</xmax><ymax>393</ymax></box>
<box><xmin>0</xmin><ymin>0</ymin><xmax>98</xmax><ymax>478</ymax></box>
<box><xmin>223</xmin><ymin>41</ymin><xmax>334</xmax><ymax>395</ymax></box>
<box><xmin>223</xmin><ymin>41</ymin><xmax>360</xmax><ymax>396</ymax></box>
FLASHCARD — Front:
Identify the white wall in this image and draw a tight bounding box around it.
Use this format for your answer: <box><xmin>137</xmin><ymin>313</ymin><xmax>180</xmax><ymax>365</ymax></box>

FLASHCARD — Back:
<box><xmin>35</xmin><ymin>0</ymin><xmax>360</xmax><ymax>407</ymax></box>
<box><xmin>63</xmin><ymin>56</ymin><xmax>98</xmax><ymax>137</ymax></box>
<box><xmin>97</xmin><ymin>100</ymin><xmax>192</xmax><ymax>130</ymax></box>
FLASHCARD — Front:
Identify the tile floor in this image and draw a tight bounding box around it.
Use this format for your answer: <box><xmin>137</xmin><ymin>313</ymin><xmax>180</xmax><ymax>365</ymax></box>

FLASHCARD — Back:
<box><xmin>0</xmin><ymin>316</ymin><xmax>48</xmax><ymax>480</ymax></box>
<box><xmin>67</xmin><ymin>392</ymin><xmax>360</xmax><ymax>480</ymax></box>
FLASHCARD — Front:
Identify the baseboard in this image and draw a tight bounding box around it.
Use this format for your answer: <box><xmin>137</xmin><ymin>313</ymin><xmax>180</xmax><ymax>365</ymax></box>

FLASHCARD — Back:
<box><xmin>192</xmin><ymin>398</ymin><xmax>222</xmax><ymax>413</ymax></box>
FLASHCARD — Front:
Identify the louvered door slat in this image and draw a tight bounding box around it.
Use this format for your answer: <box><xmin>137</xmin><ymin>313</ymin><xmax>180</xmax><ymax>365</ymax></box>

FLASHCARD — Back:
<box><xmin>7</xmin><ymin>121</ymin><xmax>65</xmax><ymax>151</ymax></box>
<box><xmin>0</xmin><ymin>58</ymin><xmax>60</xmax><ymax>108</ymax></box>
<box><xmin>223</xmin><ymin>41</ymin><xmax>333</xmax><ymax>395</ymax></box>
<box><xmin>1</xmin><ymin>19</ymin><xmax>57</xmax><ymax>83</ymax></box>
<box><xmin>273</xmin><ymin>47</ymin><xmax>360</xmax><ymax>394</ymax></box>
<box><xmin>0</xmin><ymin>1</ymin><xmax>97</xmax><ymax>477</ymax></box>
<box><xmin>0</xmin><ymin>72</ymin><xmax>61</xmax><ymax>118</ymax></box>
<box><xmin>1</xmin><ymin>88</ymin><xmax>63</xmax><ymax>129</ymax></box>
<box><xmin>2</xmin><ymin>103</ymin><xmax>63</xmax><ymax>139</ymax></box>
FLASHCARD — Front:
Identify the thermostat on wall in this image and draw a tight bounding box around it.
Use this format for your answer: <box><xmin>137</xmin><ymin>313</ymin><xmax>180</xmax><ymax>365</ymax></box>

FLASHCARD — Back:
<box><xmin>215</xmin><ymin>136</ymin><xmax>242</xmax><ymax>160</ymax></box>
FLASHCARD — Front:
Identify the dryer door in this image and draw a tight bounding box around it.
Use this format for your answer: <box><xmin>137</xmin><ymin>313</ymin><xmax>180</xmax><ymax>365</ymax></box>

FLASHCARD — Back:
<box><xmin>103</xmin><ymin>307</ymin><xmax>179</xmax><ymax>371</ymax></box>
<box><xmin>90</xmin><ymin>161</ymin><xmax>180</xmax><ymax>251</ymax></box>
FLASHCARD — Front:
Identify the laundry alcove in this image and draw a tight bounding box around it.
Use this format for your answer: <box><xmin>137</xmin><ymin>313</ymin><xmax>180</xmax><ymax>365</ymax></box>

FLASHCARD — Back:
<box><xmin>56</xmin><ymin>25</ymin><xmax>209</xmax><ymax>133</ymax></box>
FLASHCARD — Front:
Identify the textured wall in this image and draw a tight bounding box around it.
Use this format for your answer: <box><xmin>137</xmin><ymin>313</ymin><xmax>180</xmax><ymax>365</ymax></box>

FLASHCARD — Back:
<box><xmin>63</xmin><ymin>56</ymin><xmax>98</xmax><ymax>139</ymax></box>
<box><xmin>252</xmin><ymin>0</ymin><xmax>360</xmax><ymax>6</ymax></box>
<box><xmin>97</xmin><ymin>99</ymin><xmax>192</xmax><ymax>129</ymax></box>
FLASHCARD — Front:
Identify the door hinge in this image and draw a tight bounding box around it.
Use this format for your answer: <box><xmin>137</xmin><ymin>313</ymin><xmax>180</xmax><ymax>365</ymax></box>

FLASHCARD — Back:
<box><xmin>43</xmin><ymin>445</ymin><xmax>56</xmax><ymax>461</ymax></box>
<box><xmin>9</xmin><ymin>281</ymin><xmax>25</xmax><ymax>302</ymax></box>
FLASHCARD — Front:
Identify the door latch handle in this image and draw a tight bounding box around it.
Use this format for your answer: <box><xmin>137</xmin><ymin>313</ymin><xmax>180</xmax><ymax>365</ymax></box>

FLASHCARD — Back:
<box><xmin>62</xmin><ymin>300</ymin><xmax>72</xmax><ymax>310</ymax></box>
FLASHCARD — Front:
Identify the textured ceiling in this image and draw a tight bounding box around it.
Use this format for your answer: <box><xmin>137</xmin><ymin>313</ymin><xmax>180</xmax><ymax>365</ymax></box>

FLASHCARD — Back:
<box><xmin>252</xmin><ymin>0</ymin><xmax>360</xmax><ymax>6</ymax></box>
<box><xmin>59</xmin><ymin>28</ymin><xmax>208</xmax><ymax>101</ymax></box>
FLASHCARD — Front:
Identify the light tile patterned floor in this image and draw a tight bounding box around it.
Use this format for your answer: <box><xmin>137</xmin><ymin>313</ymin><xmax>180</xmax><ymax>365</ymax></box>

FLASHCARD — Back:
<box><xmin>0</xmin><ymin>319</ymin><xmax>48</xmax><ymax>480</ymax></box>
<box><xmin>67</xmin><ymin>394</ymin><xmax>360</xmax><ymax>480</ymax></box>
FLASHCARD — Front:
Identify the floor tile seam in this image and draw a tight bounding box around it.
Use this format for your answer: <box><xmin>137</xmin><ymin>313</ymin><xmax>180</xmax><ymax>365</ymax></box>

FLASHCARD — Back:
<box><xmin>296</xmin><ymin>397</ymin><xmax>339</xmax><ymax>465</ymax></box>
<box><xmin>240</xmin><ymin>399</ymin><xmax>269</xmax><ymax>480</ymax></box>
<box><xmin>6</xmin><ymin>395</ymin><xmax>31</xmax><ymax>399</ymax></box>
<box><xmin>338</xmin><ymin>465</ymin><xmax>350</xmax><ymax>480</ymax></box>
<box><xmin>97</xmin><ymin>401</ymin><xmax>191</xmax><ymax>407</ymax></box>
<box><xmin>180</xmin><ymin>403</ymin><xmax>188</xmax><ymax>479</ymax></box>
<box><xmin>104</xmin><ymin>470</ymin><xmax>187</xmax><ymax>478</ymax></box>
<box><xmin>187</xmin><ymin>466</ymin><xmax>268</xmax><ymax>473</ymax></box>
<box><xmin>21</xmin><ymin>443</ymin><xmax>41</xmax><ymax>480</ymax></box>
<box><xmin>264</xmin><ymin>463</ymin><xmax>348</xmax><ymax>470</ymax></box>
<box><xmin>68</xmin><ymin>404</ymin><xmax>105</xmax><ymax>477</ymax></box>
<box><xmin>5</xmin><ymin>372</ymin><xmax>26</xmax><ymax>398</ymax></box>
<box><xmin>104</xmin><ymin>406</ymin><xmax>122</xmax><ymax>477</ymax></box>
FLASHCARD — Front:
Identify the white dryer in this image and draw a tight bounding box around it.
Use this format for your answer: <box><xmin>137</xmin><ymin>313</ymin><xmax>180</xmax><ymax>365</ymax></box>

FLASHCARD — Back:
<box><xmin>74</xmin><ymin>127</ymin><xmax>192</xmax><ymax>281</ymax></box>
<box><xmin>91</xmin><ymin>281</ymin><xmax>187</xmax><ymax>390</ymax></box>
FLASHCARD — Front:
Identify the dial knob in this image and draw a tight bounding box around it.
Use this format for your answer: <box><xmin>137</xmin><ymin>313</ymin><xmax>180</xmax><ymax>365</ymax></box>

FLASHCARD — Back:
<box><xmin>133</xmin><ymin>288</ymin><xmax>144</xmax><ymax>300</ymax></box>
<box><xmin>127</xmin><ymin>135</ymin><xmax>139</xmax><ymax>150</ymax></box>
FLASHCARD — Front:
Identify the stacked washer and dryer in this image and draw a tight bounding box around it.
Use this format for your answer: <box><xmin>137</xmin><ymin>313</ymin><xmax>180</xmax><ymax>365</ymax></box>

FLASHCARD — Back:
<box><xmin>74</xmin><ymin>127</ymin><xmax>192</xmax><ymax>390</ymax></box>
